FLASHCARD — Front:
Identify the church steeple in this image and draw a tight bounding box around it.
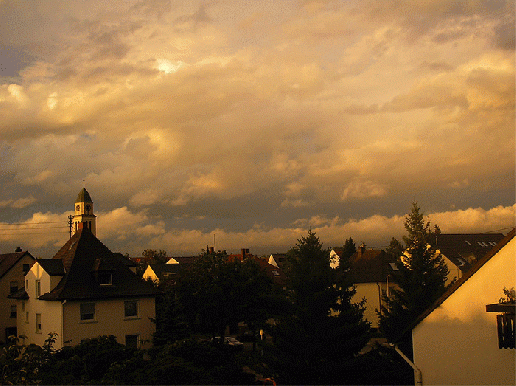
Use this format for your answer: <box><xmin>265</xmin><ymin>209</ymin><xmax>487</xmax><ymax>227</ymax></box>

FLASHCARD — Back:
<box><xmin>72</xmin><ymin>188</ymin><xmax>96</xmax><ymax>236</ymax></box>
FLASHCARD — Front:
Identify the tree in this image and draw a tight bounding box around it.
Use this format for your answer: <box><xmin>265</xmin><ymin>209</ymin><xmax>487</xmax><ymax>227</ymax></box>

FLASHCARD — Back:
<box><xmin>142</xmin><ymin>249</ymin><xmax>168</xmax><ymax>264</ymax></box>
<box><xmin>269</xmin><ymin>230</ymin><xmax>370</xmax><ymax>384</ymax></box>
<box><xmin>379</xmin><ymin>203</ymin><xmax>449</xmax><ymax>354</ymax></box>
<box><xmin>342</xmin><ymin>237</ymin><xmax>357</xmax><ymax>260</ymax></box>
<box><xmin>174</xmin><ymin>250</ymin><xmax>279</xmax><ymax>341</ymax></box>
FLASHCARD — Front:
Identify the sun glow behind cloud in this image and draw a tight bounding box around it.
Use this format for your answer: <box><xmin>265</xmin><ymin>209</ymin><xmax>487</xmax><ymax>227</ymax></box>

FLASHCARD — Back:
<box><xmin>0</xmin><ymin>0</ymin><xmax>513</xmax><ymax>256</ymax></box>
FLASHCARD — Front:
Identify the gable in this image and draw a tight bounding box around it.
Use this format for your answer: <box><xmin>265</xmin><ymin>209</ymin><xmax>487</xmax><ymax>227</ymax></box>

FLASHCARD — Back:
<box><xmin>0</xmin><ymin>251</ymin><xmax>35</xmax><ymax>279</ymax></box>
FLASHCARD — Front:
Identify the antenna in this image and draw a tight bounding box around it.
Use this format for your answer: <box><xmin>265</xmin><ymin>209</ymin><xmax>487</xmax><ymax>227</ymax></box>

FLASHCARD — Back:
<box><xmin>68</xmin><ymin>215</ymin><xmax>74</xmax><ymax>238</ymax></box>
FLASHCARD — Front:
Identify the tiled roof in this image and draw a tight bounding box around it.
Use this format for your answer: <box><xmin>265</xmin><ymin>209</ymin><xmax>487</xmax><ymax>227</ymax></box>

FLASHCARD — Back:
<box><xmin>0</xmin><ymin>251</ymin><xmax>35</xmax><ymax>279</ymax></box>
<box><xmin>435</xmin><ymin>233</ymin><xmax>506</xmax><ymax>271</ymax></box>
<box><xmin>37</xmin><ymin>259</ymin><xmax>65</xmax><ymax>276</ymax></box>
<box><xmin>409</xmin><ymin>228</ymin><xmax>515</xmax><ymax>334</ymax></box>
<box><xmin>39</xmin><ymin>227</ymin><xmax>157</xmax><ymax>301</ymax></box>
<box><xmin>349</xmin><ymin>249</ymin><xmax>395</xmax><ymax>284</ymax></box>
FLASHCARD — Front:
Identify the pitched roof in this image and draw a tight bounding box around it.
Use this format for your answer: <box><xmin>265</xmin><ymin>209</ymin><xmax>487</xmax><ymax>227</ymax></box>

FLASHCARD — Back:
<box><xmin>75</xmin><ymin>188</ymin><xmax>93</xmax><ymax>203</ymax></box>
<box><xmin>349</xmin><ymin>249</ymin><xmax>396</xmax><ymax>283</ymax></box>
<box><xmin>37</xmin><ymin>259</ymin><xmax>65</xmax><ymax>276</ymax></box>
<box><xmin>0</xmin><ymin>251</ymin><xmax>35</xmax><ymax>279</ymax></box>
<box><xmin>434</xmin><ymin>233</ymin><xmax>506</xmax><ymax>271</ymax></box>
<box><xmin>39</xmin><ymin>227</ymin><xmax>157</xmax><ymax>301</ymax></box>
<box><xmin>148</xmin><ymin>263</ymin><xmax>182</xmax><ymax>278</ymax></box>
<box><xmin>409</xmin><ymin>228</ymin><xmax>515</xmax><ymax>333</ymax></box>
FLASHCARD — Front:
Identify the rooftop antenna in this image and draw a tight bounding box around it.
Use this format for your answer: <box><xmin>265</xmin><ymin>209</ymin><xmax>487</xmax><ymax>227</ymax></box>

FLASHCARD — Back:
<box><xmin>68</xmin><ymin>215</ymin><xmax>74</xmax><ymax>238</ymax></box>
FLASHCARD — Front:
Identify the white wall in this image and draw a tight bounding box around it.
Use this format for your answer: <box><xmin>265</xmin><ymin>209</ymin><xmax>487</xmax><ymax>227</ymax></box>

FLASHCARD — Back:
<box><xmin>63</xmin><ymin>297</ymin><xmax>155</xmax><ymax>348</ymax></box>
<box><xmin>412</xmin><ymin>237</ymin><xmax>516</xmax><ymax>385</ymax></box>
<box><xmin>18</xmin><ymin>263</ymin><xmax>64</xmax><ymax>348</ymax></box>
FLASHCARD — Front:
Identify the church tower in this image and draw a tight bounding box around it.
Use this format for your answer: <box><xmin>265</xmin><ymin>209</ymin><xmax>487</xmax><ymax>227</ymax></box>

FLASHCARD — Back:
<box><xmin>72</xmin><ymin>188</ymin><xmax>96</xmax><ymax>236</ymax></box>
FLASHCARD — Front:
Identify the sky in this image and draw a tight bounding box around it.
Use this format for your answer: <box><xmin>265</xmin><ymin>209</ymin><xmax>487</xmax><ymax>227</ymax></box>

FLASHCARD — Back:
<box><xmin>0</xmin><ymin>0</ymin><xmax>514</xmax><ymax>258</ymax></box>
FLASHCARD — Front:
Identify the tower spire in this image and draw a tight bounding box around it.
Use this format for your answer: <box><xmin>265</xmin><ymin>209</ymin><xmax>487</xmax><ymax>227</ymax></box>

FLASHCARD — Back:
<box><xmin>72</xmin><ymin>188</ymin><xmax>96</xmax><ymax>236</ymax></box>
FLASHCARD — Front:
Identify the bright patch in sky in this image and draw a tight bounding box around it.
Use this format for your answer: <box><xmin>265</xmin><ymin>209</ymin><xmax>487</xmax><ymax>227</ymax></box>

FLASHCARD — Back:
<box><xmin>157</xmin><ymin>59</ymin><xmax>185</xmax><ymax>74</ymax></box>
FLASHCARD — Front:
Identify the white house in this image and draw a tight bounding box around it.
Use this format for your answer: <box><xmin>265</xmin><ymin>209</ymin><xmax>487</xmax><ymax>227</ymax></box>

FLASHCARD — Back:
<box><xmin>13</xmin><ymin>189</ymin><xmax>157</xmax><ymax>349</ymax></box>
<box><xmin>411</xmin><ymin>229</ymin><xmax>515</xmax><ymax>385</ymax></box>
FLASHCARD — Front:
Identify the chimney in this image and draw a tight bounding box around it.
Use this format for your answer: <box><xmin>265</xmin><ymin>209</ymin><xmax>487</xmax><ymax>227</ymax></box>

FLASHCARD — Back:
<box><xmin>209</xmin><ymin>246</ymin><xmax>214</xmax><ymax>254</ymax></box>
<box><xmin>359</xmin><ymin>243</ymin><xmax>366</xmax><ymax>257</ymax></box>
<box><xmin>241</xmin><ymin>248</ymin><xmax>250</xmax><ymax>260</ymax></box>
<box><xmin>15</xmin><ymin>247</ymin><xmax>22</xmax><ymax>252</ymax></box>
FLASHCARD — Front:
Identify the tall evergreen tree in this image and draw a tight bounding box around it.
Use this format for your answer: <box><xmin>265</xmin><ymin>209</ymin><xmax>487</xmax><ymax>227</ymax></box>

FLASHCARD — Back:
<box><xmin>379</xmin><ymin>203</ymin><xmax>449</xmax><ymax>353</ymax></box>
<box><xmin>342</xmin><ymin>237</ymin><xmax>357</xmax><ymax>260</ymax></box>
<box><xmin>270</xmin><ymin>230</ymin><xmax>370</xmax><ymax>384</ymax></box>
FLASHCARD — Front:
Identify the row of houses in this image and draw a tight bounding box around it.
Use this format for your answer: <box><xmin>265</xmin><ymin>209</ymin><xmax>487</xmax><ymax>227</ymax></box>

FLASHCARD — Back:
<box><xmin>0</xmin><ymin>188</ymin><xmax>514</xmax><ymax>384</ymax></box>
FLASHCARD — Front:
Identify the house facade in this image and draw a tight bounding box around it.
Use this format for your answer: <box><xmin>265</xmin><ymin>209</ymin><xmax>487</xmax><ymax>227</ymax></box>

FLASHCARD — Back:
<box><xmin>347</xmin><ymin>245</ymin><xmax>397</xmax><ymax>329</ymax></box>
<box><xmin>411</xmin><ymin>229</ymin><xmax>515</xmax><ymax>385</ymax></box>
<box><xmin>0</xmin><ymin>250</ymin><xmax>35</xmax><ymax>343</ymax></box>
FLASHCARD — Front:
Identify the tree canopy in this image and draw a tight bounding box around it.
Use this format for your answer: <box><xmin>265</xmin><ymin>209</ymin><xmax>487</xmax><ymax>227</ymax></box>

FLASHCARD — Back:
<box><xmin>270</xmin><ymin>230</ymin><xmax>370</xmax><ymax>384</ymax></box>
<box><xmin>379</xmin><ymin>203</ymin><xmax>449</xmax><ymax>352</ymax></box>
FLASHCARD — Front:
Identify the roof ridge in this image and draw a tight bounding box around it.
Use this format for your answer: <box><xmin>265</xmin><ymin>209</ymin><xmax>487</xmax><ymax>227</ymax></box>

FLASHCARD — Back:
<box><xmin>406</xmin><ymin>228</ymin><xmax>516</xmax><ymax>337</ymax></box>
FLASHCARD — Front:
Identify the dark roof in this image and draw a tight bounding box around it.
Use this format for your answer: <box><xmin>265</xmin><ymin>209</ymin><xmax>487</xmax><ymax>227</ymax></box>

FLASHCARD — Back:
<box><xmin>0</xmin><ymin>251</ymin><xmax>35</xmax><ymax>279</ymax></box>
<box><xmin>39</xmin><ymin>227</ymin><xmax>157</xmax><ymax>301</ymax></box>
<box><xmin>75</xmin><ymin>188</ymin><xmax>93</xmax><ymax>203</ymax></box>
<box><xmin>168</xmin><ymin>256</ymin><xmax>201</xmax><ymax>265</ymax></box>
<box><xmin>113</xmin><ymin>253</ymin><xmax>138</xmax><ymax>268</ymax></box>
<box><xmin>37</xmin><ymin>259</ymin><xmax>65</xmax><ymax>276</ymax></box>
<box><xmin>253</xmin><ymin>258</ymin><xmax>287</xmax><ymax>286</ymax></box>
<box><xmin>435</xmin><ymin>233</ymin><xmax>506</xmax><ymax>271</ymax></box>
<box><xmin>409</xmin><ymin>228</ymin><xmax>515</xmax><ymax>334</ymax></box>
<box><xmin>148</xmin><ymin>263</ymin><xmax>182</xmax><ymax>279</ymax></box>
<box><xmin>349</xmin><ymin>249</ymin><xmax>396</xmax><ymax>283</ymax></box>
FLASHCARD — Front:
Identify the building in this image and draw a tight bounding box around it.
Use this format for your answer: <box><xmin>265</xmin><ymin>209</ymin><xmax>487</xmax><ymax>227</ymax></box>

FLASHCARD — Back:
<box><xmin>411</xmin><ymin>229</ymin><xmax>515</xmax><ymax>385</ymax></box>
<box><xmin>433</xmin><ymin>233</ymin><xmax>506</xmax><ymax>285</ymax></box>
<box><xmin>12</xmin><ymin>189</ymin><xmax>157</xmax><ymax>349</ymax></box>
<box><xmin>72</xmin><ymin>187</ymin><xmax>96</xmax><ymax>236</ymax></box>
<box><xmin>0</xmin><ymin>249</ymin><xmax>35</xmax><ymax>343</ymax></box>
<box><xmin>348</xmin><ymin>245</ymin><xmax>397</xmax><ymax>329</ymax></box>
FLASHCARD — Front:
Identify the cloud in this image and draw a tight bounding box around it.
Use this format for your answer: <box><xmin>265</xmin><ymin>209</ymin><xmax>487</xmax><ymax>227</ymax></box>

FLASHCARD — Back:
<box><xmin>1</xmin><ymin>204</ymin><xmax>513</xmax><ymax>257</ymax></box>
<box><xmin>0</xmin><ymin>195</ymin><xmax>37</xmax><ymax>209</ymax></box>
<box><xmin>0</xmin><ymin>1</ymin><xmax>513</xmax><ymax>258</ymax></box>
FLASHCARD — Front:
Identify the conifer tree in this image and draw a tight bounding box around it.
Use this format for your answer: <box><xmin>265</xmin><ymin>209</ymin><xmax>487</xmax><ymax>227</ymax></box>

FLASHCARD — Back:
<box><xmin>270</xmin><ymin>230</ymin><xmax>370</xmax><ymax>384</ymax></box>
<box><xmin>379</xmin><ymin>203</ymin><xmax>449</xmax><ymax>353</ymax></box>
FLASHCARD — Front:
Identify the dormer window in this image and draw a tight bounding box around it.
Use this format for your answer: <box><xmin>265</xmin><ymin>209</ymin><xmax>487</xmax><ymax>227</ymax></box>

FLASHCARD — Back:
<box><xmin>98</xmin><ymin>272</ymin><xmax>113</xmax><ymax>286</ymax></box>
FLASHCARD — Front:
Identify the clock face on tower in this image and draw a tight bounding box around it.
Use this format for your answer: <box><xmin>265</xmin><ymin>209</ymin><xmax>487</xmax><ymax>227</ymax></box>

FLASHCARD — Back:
<box><xmin>76</xmin><ymin>205</ymin><xmax>80</xmax><ymax>211</ymax></box>
<box><xmin>85</xmin><ymin>204</ymin><xmax>91</xmax><ymax>213</ymax></box>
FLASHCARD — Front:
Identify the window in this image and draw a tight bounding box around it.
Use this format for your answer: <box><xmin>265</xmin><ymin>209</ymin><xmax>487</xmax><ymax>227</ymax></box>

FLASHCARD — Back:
<box><xmin>35</xmin><ymin>280</ymin><xmax>41</xmax><ymax>298</ymax></box>
<box><xmin>124</xmin><ymin>300</ymin><xmax>138</xmax><ymax>318</ymax></box>
<box><xmin>10</xmin><ymin>281</ymin><xmax>18</xmax><ymax>294</ymax></box>
<box><xmin>80</xmin><ymin>302</ymin><xmax>95</xmax><ymax>321</ymax></box>
<box><xmin>22</xmin><ymin>264</ymin><xmax>30</xmax><ymax>274</ymax></box>
<box><xmin>125</xmin><ymin>335</ymin><xmax>139</xmax><ymax>349</ymax></box>
<box><xmin>36</xmin><ymin>313</ymin><xmax>42</xmax><ymax>333</ymax></box>
<box><xmin>25</xmin><ymin>311</ymin><xmax>29</xmax><ymax>324</ymax></box>
<box><xmin>25</xmin><ymin>280</ymin><xmax>28</xmax><ymax>290</ymax></box>
<box><xmin>98</xmin><ymin>272</ymin><xmax>112</xmax><ymax>286</ymax></box>
<box><xmin>10</xmin><ymin>305</ymin><xmax>16</xmax><ymax>318</ymax></box>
